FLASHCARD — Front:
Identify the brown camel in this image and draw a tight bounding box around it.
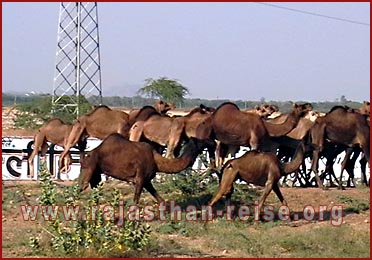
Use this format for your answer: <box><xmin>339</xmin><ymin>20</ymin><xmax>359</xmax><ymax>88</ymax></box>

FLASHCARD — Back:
<box><xmin>209</xmin><ymin>142</ymin><xmax>305</xmax><ymax>212</ymax></box>
<box><xmin>130</xmin><ymin>104</ymin><xmax>216</xmax><ymax>160</ymax></box>
<box><xmin>244</xmin><ymin>103</ymin><xmax>279</xmax><ymax>119</ymax></box>
<box><xmin>128</xmin><ymin>100</ymin><xmax>175</xmax><ymax>125</ymax></box>
<box><xmin>79</xmin><ymin>134</ymin><xmax>206</xmax><ymax>203</ymax></box>
<box><xmin>196</xmin><ymin>102</ymin><xmax>311</xmax><ymax>168</ymax></box>
<box><xmin>59</xmin><ymin>105</ymin><xmax>131</xmax><ymax>170</ymax></box>
<box><xmin>28</xmin><ymin>118</ymin><xmax>74</xmax><ymax>178</ymax></box>
<box><xmin>310</xmin><ymin>106</ymin><xmax>370</xmax><ymax>188</ymax></box>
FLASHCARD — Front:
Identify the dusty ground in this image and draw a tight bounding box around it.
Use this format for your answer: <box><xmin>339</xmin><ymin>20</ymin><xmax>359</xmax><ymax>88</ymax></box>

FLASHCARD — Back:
<box><xmin>2</xmin><ymin>180</ymin><xmax>370</xmax><ymax>258</ymax></box>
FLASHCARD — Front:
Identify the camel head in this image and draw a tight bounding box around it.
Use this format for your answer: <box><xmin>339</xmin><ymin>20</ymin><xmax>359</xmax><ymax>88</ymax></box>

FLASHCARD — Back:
<box><xmin>154</xmin><ymin>100</ymin><xmax>176</xmax><ymax>114</ymax></box>
<box><xmin>304</xmin><ymin>110</ymin><xmax>320</xmax><ymax>122</ymax></box>
<box><xmin>199</xmin><ymin>104</ymin><xmax>216</xmax><ymax>114</ymax></box>
<box><xmin>254</xmin><ymin>103</ymin><xmax>278</xmax><ymax>118</ymax></box>
<box><xmin>293</xmin><ymin>102</ymin><xmax>313</xmax><ymax>117</ymax></box>
<box><xmin>360</xmin><ymin>101</ymin><xmax>370</xmax><ymax>115</ymax></box>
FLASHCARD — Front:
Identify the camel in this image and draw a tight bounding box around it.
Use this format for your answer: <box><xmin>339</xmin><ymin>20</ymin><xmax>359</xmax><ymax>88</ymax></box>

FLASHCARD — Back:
<box><xmin>128</xmin><ymin>100</ymin><xmax>175</xmax><ymax>125</ymax></box>
<box><xmin>244</xmin><ymin>103</ymin><xmax>279</xmax><ymax>119</ymax></box>
<box><xmin>28</xmin><ymin>118</ymin><xmax>76</xmax><ymax>179</ymax></box>
<box><xmin>79</xmin><ymin>134</ymin><xmax>206</xmax><ymax>203</ymax></box>
<box><xmin>209</xmin><ymin>142</ymin><xmax>305</xmax><ymax>213</ymax></box>
<box><xmin>196</xmin><ymin>102</ymin><xmax>312</xmax><ymax>168</ymax></box>
<box><xmin>130</xmin><ymin>104</ymin><xmax>216</xmax><ymax>161</ymax></box>
<box><xmin>129</xmin><ymin>106</ymin><xmax>183</xmax><ymax>158</ymax></box>
<box><xmin>59</xmin><ymin>105</ymin><xmax>131</xmax><ymax>171</ymax></box>
<box><xmin>310</xmin><ymin>106</ymin><xmax>370</xmax><ymax>188</ymax></box>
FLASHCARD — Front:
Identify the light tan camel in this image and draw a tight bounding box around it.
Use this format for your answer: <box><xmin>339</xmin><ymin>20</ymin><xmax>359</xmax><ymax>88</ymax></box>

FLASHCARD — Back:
<box><xmin>28</xmin><ymin>118</ymin><xmax>73</xmax><ymax>178</ymax></box>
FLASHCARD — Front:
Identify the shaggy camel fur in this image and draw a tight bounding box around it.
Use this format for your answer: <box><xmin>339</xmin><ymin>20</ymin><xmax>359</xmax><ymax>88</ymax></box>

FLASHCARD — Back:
<box><xmin>310</xmin><ymin>106</ymin><xmax>370</xmax><ymax>188</ymax></box>
<box><xmin>28</xmin><ymin>118</ymin><xmax>75</xmax><ymax>178</ymax></box>
<box><xmin>79</xmin><ymin>134</ymin><xmax>206</xmax><ymax>203</ymax></box>
<box><xmin>209</xmin><ymin>142</ymin><xmax>305</xmax><ymax>212</ymax></box>
<box><xmin>59</xmin><ymin>105</ymin><xmax>130</xmax><ymax>171</ymax></box>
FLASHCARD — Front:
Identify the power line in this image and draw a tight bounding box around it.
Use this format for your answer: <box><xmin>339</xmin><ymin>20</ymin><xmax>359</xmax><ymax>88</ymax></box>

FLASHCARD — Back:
<box><xmin>254</xmin><ymin>2</ymin><xmax>370</xmax><ymax>27</ymax></box>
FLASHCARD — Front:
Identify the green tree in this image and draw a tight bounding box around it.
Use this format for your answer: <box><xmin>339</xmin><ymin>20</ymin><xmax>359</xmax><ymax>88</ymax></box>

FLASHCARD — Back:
<box><xmin>14</xmin><ymin>95</ymin><xmax>92</xmax><ymax>129</ymax></box>
<box><xmin>137</xmin><ymin>77</ymin><xmax>190</xmax><ymax>105</ymax></box>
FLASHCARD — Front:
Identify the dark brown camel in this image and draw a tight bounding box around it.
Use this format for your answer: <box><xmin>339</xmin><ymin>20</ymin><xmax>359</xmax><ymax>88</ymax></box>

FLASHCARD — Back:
<box><xmin>310</xmin><ymin>106</ymin><xmax>370</xmax><ymax>188</ymax></box>
<box><xmin>28</xmin><ymin>118</ymin><xmax>74</xmax><ymax>178</ymax></box>
<box><xmin>79</xmin><ymin>134</ymin><xmax>206</xmax><ymax>203</ymax></box>
<box><xmin>209</xmin><ymin>142</ymin><xmax>305</xmax><ymax>212</ymax></box>
<box><xmin>59</xmin><ymin>105</ymin><xmax>131</xmax><ymax>170</ymax></box>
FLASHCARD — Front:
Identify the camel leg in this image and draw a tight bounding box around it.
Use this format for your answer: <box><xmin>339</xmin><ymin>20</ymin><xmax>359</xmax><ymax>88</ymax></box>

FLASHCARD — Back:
<box><xmin>359</xmin><ymin>156</ymin><xmax>368</xmax><ymax>186</ymax></box>
<box><xmin>59</xmin><ymin>121</ymin><xmax>85</xmax><ymax>170</ymax></box>
<box><xmin>258</xmin><ymin>179</ymin><xmax>274</xmax><ymax>212</ymax></box>
<box><xmin>345</xmin><ymin>149</ymin><xmax>359</xmax><ymax>187</ymax></box>
<box><xmin>272</xmin><ymin>183</ymin><xmax>287</xmax><ymax>206</ymax></box>
<box><xmin>338</xmin><ymin>148</ymin><xmax>353</xmax><ymax>189</ymax></box>
<box><xmin>215</xmin><ymin>141</ymin><xmax>225</xmax><ymax>169</ymax></box>
<box><xmin>143</xmin><ymin>181</ymin><xmax>164</xmax><ymax>203</ymax></box>
<box><xmin>28</xmin><ymin>132</ymin><xmax>46</xmax><ymax>179</ymax></box>
<box><xmin>133</xmin><ymin>176</ymin><xmax>145</xmax><ymax>205</ymax></box>
<box><xmin>129</xmin><ymin>121</ymin><xmax>144</xmax><ymax>142</ymax></box>
<box><xmin>311</xmin><ymin>149</ymin><xmax>323</xmax><ymax>188</ymax></box>
<box><xmin>205</xmin><ymin>139</ymin><xmax>217</xmax><ymax>169</ymax></box>
<box><xmin>209</xmin><ymin>165</ymin><xmax>237</xmax><ymax>207</ymax></box>
<box><xmin>225</xmin><ymin>186</ymin><xmax>234</xmax><ymax>206</ymax></box>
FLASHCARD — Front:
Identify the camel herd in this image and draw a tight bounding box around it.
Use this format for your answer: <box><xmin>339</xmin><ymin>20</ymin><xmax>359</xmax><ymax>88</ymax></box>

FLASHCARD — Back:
<box><xmin>28</xmin><ymin>100</ymin><xmax>370</xmax><ymax>210</ymax></box>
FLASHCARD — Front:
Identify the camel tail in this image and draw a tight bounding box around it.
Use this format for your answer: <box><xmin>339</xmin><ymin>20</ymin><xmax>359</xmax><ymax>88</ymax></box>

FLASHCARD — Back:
<box><xmin>281</xmin><ymin>141</ymin><xmax>305</xmax><ymax>175</ymax></box>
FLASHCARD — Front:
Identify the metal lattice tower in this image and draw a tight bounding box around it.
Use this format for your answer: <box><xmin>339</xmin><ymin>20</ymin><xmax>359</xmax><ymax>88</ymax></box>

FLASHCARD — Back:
<box><xmin>52</xmin><ymin>2</ymin><xmax>102</xmax><ymax>118</ymax></box>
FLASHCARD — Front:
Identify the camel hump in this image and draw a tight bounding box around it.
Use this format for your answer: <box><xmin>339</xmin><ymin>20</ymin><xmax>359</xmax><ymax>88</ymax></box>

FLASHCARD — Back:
<box><xmin>86</xmin><ymin>105</ymin><xmax>112</xmax><ymax>116</ymax></box>
<box><xmin>135</xmin><ymin>106</ymin><xmax>160</xmax><ymax>121</ymax></box>
<box><xmin>328</xmin><ymin>105</ymin><xmax>348</xmax><ymax>113</ymax></box>
<box><xmin>215</xmin><ymin>102</ymin><xmax>240</xmax><ymax>111</ymax></box>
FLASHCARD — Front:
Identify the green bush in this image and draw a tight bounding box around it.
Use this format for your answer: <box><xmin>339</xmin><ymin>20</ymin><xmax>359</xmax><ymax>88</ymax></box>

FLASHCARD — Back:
<box><xmin>30</xmin><ymin>163</ymin><xmax>152</xmax><ymax>257</ymax></box>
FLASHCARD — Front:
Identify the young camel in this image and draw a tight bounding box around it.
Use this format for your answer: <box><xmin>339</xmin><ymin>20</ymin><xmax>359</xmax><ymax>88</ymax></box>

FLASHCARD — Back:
<box><xmin>79</xmin><ymin>134</ymin><xmax>206</xmax><ymax>204</ymax></box>
<box><xmin>209</xmin><ymin>142</ymin><xmax>305</xmax><ymax>213</ymax></box>
<box><xmin>28</xmin><ymin>118</ymin><xmax>74</xmax><ymax>179</ymax></box>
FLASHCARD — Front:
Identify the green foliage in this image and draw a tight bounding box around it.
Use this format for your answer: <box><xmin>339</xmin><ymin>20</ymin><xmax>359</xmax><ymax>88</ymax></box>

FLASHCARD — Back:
<box><xmin>13</xmin><ymin>95</ymin><xmax>92</xmax><ymax>129</ymax></box>
<box><xmin>34</xmin><ymin>163</ymin><xmax>152</xmax><ymax>257</ymax></box>
<box><xmin>38</xmin><ymin>162</ymin><xmax>57</xmax><ymax>206</ymax></box>
<box><xmin>137</xmin><ymin>77</ymin><xmax>190</xmax><ymax>105</ymax></box>
<box><xmin>337</xmin><ymin>195</ymin><xmax>370</xmax><ymax>214</ymax></box>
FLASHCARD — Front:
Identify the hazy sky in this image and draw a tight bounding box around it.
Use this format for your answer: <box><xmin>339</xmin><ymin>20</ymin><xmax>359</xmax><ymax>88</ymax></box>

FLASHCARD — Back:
<box><xmin>2</xmin><ymin>2</ymin><xmax>370</xmax><ymax>102</ymax></box>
